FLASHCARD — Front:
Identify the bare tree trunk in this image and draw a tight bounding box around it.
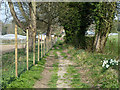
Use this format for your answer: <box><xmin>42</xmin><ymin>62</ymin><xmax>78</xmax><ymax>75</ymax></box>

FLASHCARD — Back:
<box><xmin>30</xmin><ymin>1</ymin><xmax>36</xmax><ymax>65</ymax></box>
<box><xmin>94</xmin><ymin>22</ymin><xmax>112</xmax><ymax>53</ymax></box>
<box><xmin>46</xmin><ymin>21</ymin><xmax>51</xmax><ymax>41</ymax></box>
<box><xmin>28</xmin><ymin>29</ymin><xmax>33</xmax><ymax>51</ymax></box>
<box><xmin>94</xmin><ymin>31</ymin><xmax>109</xmax><ymax>53</ymax></box>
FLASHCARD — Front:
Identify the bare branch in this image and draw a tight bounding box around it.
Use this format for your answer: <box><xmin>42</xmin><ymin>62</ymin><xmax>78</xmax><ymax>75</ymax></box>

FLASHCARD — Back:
<box><xmin>8</xmin><ymin>1</ymin><xmax>25</xmax><ymax>29</ymax></box>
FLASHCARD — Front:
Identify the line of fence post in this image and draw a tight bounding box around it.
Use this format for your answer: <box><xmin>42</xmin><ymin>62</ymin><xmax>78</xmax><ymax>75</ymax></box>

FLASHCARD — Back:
<box><xmin>26</xmin><ymin>29</ymin><xmax>29</xmax><ymax>70</ymax></box>
<box><xmin>41</xmin><ymin>34</ymin><xmax>42</xmax><ymax>58</ymax></box>
<box><xmin>38</xmin><ymin>34</ymin><xmax>40</xmax><ymax>62</ymax></box>
<box><xmin>14</xmin><ymin>29</ymin><xmax>58</xmax><ymax>78</ymax></box>
<box><xmin>15</xmin><ymin>24</ymin><xmax>18</xmax><ymax>77</ymax></box>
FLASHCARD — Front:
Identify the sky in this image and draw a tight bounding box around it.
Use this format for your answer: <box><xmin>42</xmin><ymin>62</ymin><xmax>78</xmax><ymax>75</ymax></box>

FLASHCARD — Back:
<box><xmin>0</xmin><ymin>2</ymin><xmax>119</xmax><ymax>24</ymax></box>
<box><xmin>0</xmin><ymin>2</ymin><xmax>13</xmax><ymax>23</ymax></box>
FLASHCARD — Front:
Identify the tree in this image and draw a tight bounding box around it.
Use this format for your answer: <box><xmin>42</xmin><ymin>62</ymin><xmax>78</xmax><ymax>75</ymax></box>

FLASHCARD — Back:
<box><xmin>93</xmin><ymin>2</ymin><xmax>116</xmax><ymax>52</ymax></box>
<box><xmin>36</xmin><ymin>2</ymin><xmax>60</xmax><ymax>40</ymax></box>
<box><xmin>59</xmin><ymin>2</ymin><xmax>94</xmax><ymax>49</ymax></box>
<box><xmin>8</xmin><ymin>1</ymin><xmax>36</xmax><ymax>52</ymax></box>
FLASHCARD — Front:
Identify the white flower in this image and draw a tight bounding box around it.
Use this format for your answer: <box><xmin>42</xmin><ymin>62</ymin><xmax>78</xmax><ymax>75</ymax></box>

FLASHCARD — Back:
<box><xmin>104</xmin><ymin>60</ymin><xmax>108</xmax><ymax>64</ymax></box>
<box><xmin>112</xmin><ymin>63</ymin><xmax>114</xmax><ymax>65</ymax></box>
<box><xmin>110</xmin><ymin>59</ymin><xmax>113</xmax><ymax>63</ymax></box>
<box><xmin>102</xmin><ymin>63</ymin><xmax>105</xmax><ymax>67</ymax></box>
<box><xmin>106</xmin><ymin>64</ymin><xmax>110</xmax><ymax>68</ymax></box>
<box><xmin>102</xmin><ymin>58</ymin><xmax>119</xmax><ymax>69</ymax></box>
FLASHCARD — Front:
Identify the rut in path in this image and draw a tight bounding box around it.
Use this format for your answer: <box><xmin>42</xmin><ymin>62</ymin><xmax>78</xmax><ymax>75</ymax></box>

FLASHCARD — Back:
<box><xmin>56</xmin><ymin>51</ymin><xmax>74</xmax><ymax>88</ymax></box>
<box><xmin>33</xmin><ymin>51</ymin><xmax>58</xmax><ymax>88</ymax></box>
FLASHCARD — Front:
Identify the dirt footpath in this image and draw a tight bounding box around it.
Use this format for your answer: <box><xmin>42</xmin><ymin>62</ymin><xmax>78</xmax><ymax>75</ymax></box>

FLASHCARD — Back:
<box><xmin>33</xmin><ymin>51</ymin><xmax>58</xmax><ymax>88</ymax></box>
<box><xmin>56</xmin><ymin>52</ymin><xmax>72</xmax><ymax>88</ymax></box>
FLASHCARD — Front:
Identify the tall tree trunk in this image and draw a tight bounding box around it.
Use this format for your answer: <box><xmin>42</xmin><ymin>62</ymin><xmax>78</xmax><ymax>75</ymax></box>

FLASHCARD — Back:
<box><xmin>46</xmin><ymin>21</ymin><xmax>51</xmax><ymax>41</ymax></box>
<box><xmin>94</xmin><ymin>29</ymin><xmax>109</xmax><ymax>53</ymax></box>
<box><xmin>94</xmin><ymin>21</ymin><xmax>112</xmax><ymax>53</ymax></box>
<box><xmin>94</xmin><ymin>34</ymin><xmax>108</xmax><ymax>53</ymax></box>
<box><xmin>93</xmin><ymin>2</ymin><xmax>116</xmax><ymax>53</ymax></box>
<box><xmin>28</xmin><ymin>29</ymin><xmax>33</xmax><ymax>52</ymax></box>
<box><xmin>30</xmin><ymin>1</ymin><xmax>36</xmax><ymax>65</ymax></box>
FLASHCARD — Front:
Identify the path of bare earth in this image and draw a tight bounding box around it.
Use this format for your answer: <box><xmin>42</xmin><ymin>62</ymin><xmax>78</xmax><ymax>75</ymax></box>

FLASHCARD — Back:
<box><xmin>33</xmin><ymin>50</ymin><xmax>58</xmax><ymax>88</ymax></box>
<box><xmin>56</xmin><ymin>51</ymin><xmax>74</xmax><ymax>88</ymax></box>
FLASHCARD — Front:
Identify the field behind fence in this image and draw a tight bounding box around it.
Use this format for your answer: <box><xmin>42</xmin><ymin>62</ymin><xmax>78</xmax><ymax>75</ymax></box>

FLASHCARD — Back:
<box><xmin>1</xmin><ymin>25</ymin><xmax>59</xmax><ymax>88</ymax></box>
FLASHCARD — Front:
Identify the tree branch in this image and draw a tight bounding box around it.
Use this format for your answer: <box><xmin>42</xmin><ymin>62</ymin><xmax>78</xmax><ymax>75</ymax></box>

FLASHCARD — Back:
<box><xmin>8</xmin><ymin>1</ymin><xmax>25</xmax><ymax>29</ymax></box>
<box><xmin>17</xmin><ymin>2</ymin><xmax>29</xmax><ymax>22</ymax></box>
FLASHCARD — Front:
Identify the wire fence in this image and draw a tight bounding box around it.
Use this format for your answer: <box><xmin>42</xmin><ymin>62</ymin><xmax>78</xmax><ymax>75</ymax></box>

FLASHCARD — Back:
<box><xmin>1</xmin><ymin>25</ymin><xmax>58</xmax><ymax>88</ymax></box>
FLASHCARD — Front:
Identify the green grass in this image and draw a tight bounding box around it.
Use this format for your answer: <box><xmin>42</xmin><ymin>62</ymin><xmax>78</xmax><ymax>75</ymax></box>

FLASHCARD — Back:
<box><xmin>55</xmin><ymin>35</ymin><xmax>118</xmax><ymax>88</ymax></box>
<box><xmin>2</xmin><ymin>41</ymin><xmax>53</xmax><ymax>88</ymax></box>
<box><xmin>2</xmin><ymin>35</ymin><xmax>118</xmax><ymax>88</ymax></box>
<box><xmin>2</xmin><ymin>46</ymin><xmax>37</xmax><ymax>88</ymax></box>
<box><xmin>50</xmin><ymin>35</ymin><xmax>119</xmax><ymax>88</ymax></box>
<box><xmin>65</xmin><ymin>65</ymin><xmax>90</xmax><ymax>88</ymax></box>
<box><xmin>66</xmin><ymin>35</ymin><xmax>119</xmax><ymax>88</ymax></box>
<box><xmin>6</xmin><ymin>58</ymin><xmax>46</xmax><ymax>88</ymax></box>
<box><xmin>104</xmin><ymin>35</ymin><xmax>118</xmax><ymax>56</ymax></box>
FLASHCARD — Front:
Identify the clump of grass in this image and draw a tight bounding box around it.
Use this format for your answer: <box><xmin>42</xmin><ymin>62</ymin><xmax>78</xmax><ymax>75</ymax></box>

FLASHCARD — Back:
<box><xmin>65</xmin><ymin>65</ymin><xmax>90</xmax><ymax>88</ymax></box>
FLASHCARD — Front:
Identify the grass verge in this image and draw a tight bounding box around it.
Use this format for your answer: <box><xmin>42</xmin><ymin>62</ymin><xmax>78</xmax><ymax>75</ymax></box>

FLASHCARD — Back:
<box><xmin>60</xmin><ymin>35</ymin><xmax>119</xmax><ymax>88</ymax></box>
<box><xmin>65</xmin><ymin>65</ymin><xmax>90</xmax><ymax>88</ymax></box>
<box><xmin>66</xmin><ymin>35</ymin><xmax>119</xmax><ymax>88</ymax></box>
<box><xmin>6</xmin><ymin>58</ymin><xmax>46</xmax><ymax>88</ymax></box>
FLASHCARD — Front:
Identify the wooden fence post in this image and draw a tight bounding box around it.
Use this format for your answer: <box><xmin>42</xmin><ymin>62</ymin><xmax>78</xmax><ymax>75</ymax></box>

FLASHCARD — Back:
<box><xmin>46</xmin><ymin>37</ymin><xmax>48</xmax><ymax>53</ymax></box>
<box><xmin>55</xmin><ymin>36</ymin><xmax>56</xmax><ymax>43</ymax></box>
<box><xmin>48</xmin><ymin>38</ymin><xmax>49</xmax><ymax>52</ymax></box>
<box><xmin>50</xmin><ymin>36</ymin><xmax>52</xmax><ymax>49</ymax></box>
<box><xmin>48</xmin><ymin>37</ymin><xmax>51</xmax><ymax>50</ymax></box>
<box><xmin>26</xmin><ymin>29</ymin><xmax>29</xmax><ymax>70</ymax></box>
<box><xmin>15</xmin><ymin>24</ymin><xmax>18</xmax><ymax>77</ymax></box>
<box><xmin>54</xmin><ymin>36</ymin><xmax>55</xmax><ymax>45</ymax></box>
<box><xmin>38</xmin><ymin>34</ymin><xmax>40</xmax><ymax>62</ymax></box>
<box><xmin>51</xmin><ymin>37</ymin><xmax>53</xmax><ymax>48</ymax></box>
<box><xmin>56</xmin><ymin>36</ymin><xmax>58</xmax><ymax>43</ymax></box>
<box><xmin>33</xmin><ymin>33</ymin><xmax>35</xmax><ymax>65</ymax></box>
<box><xmin>44</xmin><ymin>35</ymin><xmax>45</xmax><ymax>56</ymax></box>
<box><xmin>41</xmin><ymin>34</ymin><xmax>42</xmax><ymax>58</ymax></box>
<box><xmin>45</xmin><ymin>36</ymin><xmax>47</xmax><ymax>54</ymax></box>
